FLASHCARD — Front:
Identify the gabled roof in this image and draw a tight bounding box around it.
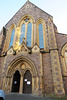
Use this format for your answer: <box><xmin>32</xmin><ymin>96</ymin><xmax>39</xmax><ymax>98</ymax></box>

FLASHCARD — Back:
<box><xmin>28</xmin><ymin>1</ymin><xmax>52</xmax><ymax>17</ymax></box>
<box><xmin>5</xmin><ymin>0</ymin><xmax>53</xmax><ymax>28</ymax></box>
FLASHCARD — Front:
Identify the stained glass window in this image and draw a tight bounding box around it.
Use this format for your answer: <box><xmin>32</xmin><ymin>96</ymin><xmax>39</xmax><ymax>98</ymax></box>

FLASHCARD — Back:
<box><xmin>27</xmin><ymin>22</ymin><xmax>32</xmax><ymax>47</ymax></box>
<box><xmin>9</xmin><ymin>29</ymin><xmax>15</xmax><ymax>48</ymax></box>
<box><xmin>39</xmin><ymin>23</ymin><xmax>44</xmax><ymax>48</ymax></box>
<box><xmin>20</xmin><ymin>24</ymin><xmax>25</xmax><ymax>44</ymax></box>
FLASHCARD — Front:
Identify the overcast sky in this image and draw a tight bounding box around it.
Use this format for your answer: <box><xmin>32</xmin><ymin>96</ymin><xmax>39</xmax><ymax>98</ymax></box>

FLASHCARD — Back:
<box><xmin>0</xmin><ymin>0</ymin><xmax>67</xmax><ymax>34</ymax></box>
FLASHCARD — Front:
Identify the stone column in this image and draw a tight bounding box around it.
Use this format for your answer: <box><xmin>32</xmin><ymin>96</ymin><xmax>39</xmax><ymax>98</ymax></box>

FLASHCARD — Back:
<box><xmin>25</xmin><ymin>23</ymin><xmax>27</xmax><ymax>44</ymax></box>
<box><xmin>32</xmin><ymin>77</ymin><xmax>34</xmax><ymax>94</ymax></box>
<box><xmin>40</xmin><ymin>76</ymin><xmax>44</xmax><ymax>95</ymax></box>
<box><xmin>50</xmin><ymin>50</ymin><xmax>65</xmax><ymax>95</ymax></box>
<box><xmin>39</xmin><ymin>53</ymin><xmax>44</xmax><ymax>95</ymax></box>
<box><xmin>3</xmin><ymin>77</ymin><xmax>9</xmax><ymax>93</ymax></box>
<box><xmin>47</xmin><ymin>18</ymin><xmax>65</xmax><ymax>95</ymax></box>
<box><xmin>34</xmin><ymin>22</ymin><xmax>36</xmax><ymax>44</ymax></box>
<box><xmin>36</xmin><ymin>77</ymin><xmax>39</xmax><ymax>95</ymax></box>
<box><xmin>31</xmin><ymin>22</ymin><xmax>34</xmax><ymax>47</ymax></box>
<box><xmin>10</xmin><ymin>76</ymin><xmax>13</xmax><ymax>92</ymax></box>
<box><xmin>19</xmin><ymin>76</ymin><xmax>23</xmax><ymax>93</ymax></box>
<box><xmin>40</xmin><ymin>53</ymin><xmax>43</xmax><ymax>76</ymax></box>
<box><xmin>4</xmin><ymin>76</ymin><xmax>12</xmax><ymax>93</ymax></box>
<box><xmin>32</xmin><ymin>76</ymin><xmax>39</xmax><ymax>95</ymax></box>
<box><xmin>2</xmin><ymin>77</ymin><xmax>6</xmax><ymax>91</ymax></box>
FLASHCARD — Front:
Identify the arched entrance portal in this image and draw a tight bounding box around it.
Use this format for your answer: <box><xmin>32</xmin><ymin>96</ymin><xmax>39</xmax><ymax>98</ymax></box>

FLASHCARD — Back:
<box><xmin>4</xmin><ymin>56</ymin><xmax>38</xmax><ymax>94</ymax></box>
<box><xmin>23</xmin><ymin>70</ymin><xmax>32</xmax><ymax>94</ymax></box>
<box><xmin>11</xmin><ymin>70</ymin><xmax>21</xmax><ymax>92</ymax></box>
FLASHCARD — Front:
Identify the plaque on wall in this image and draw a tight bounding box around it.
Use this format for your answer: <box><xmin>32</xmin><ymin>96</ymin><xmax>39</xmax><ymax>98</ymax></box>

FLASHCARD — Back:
<box><xmin>27</xmin><ymin>81</ymin><xmax>31</xmax><ymax>85</ymax></box>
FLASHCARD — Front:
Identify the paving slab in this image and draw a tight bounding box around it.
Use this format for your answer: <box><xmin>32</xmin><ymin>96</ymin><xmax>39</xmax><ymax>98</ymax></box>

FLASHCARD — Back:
<box><xmin>5</xmin><ymin>93</ymin><xmax>54</xmax><ymax>100</ymax></box>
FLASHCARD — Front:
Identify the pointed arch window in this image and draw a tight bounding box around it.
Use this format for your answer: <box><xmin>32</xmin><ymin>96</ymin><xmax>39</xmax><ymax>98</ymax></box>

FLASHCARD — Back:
<box><xmin>9</xmin><ymin>29</ymin><xmax>15</xmax><ymax>48</ymax></box>
<box><xmin>27</xmin><ymin>22</ymin><xmax>32</xmax><ymax>47</ymax></box>
<box><xmin>20</xmin><ymin>24</ymin><xmax>25</xmax><ymax>44</ymax></box>
<box><xmin>65</xmin><ymin>51</ymin><xmax>67</xmax><ymax>65</ymax></box>
<box><xmin>39</xmin><ymin>23</ymin><xmax>44</xmax><ymax>48</ymax></box>
<box><xmin>61</xmin><ymin>45</ymin><xmax>67</xmax><ymax>74</ymax></box>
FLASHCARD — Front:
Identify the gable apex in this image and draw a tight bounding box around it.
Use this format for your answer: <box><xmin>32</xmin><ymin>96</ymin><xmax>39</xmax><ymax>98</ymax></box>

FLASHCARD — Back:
<box><xmin>27</xmin><ymin>0</ymin><xmax>29</xmax><ymax>2</ymax></box>
<box><xmin>5</xmin><ymin>1</ymin><xmax>53</xmax><ymax>29</ymax></box>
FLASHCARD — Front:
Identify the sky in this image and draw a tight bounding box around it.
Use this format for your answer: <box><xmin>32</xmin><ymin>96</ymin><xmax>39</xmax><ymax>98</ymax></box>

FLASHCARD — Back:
<box><xmin>0</xmin><ymin>0</ymin><xmax>67</xmax><ymax>34</ymax></box>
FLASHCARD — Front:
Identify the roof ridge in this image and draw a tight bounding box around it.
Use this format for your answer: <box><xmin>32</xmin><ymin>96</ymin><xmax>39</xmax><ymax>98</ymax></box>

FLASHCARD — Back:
<box><xmin>5</xmin><ymin>1</ymin><xmax>53</xmax><ymax>28</ymax></box>
<box><xmin>29</xmin><ymin>1</ymin><xmax>53</xmax><ymax>17</ymax></box>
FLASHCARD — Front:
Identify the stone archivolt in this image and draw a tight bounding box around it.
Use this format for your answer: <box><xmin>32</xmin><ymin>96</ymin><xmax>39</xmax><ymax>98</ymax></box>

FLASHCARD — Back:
<box><xmin>3</xmin><ymin>55</ymin><xmax>38</xmax><ymax>94</ymax></box>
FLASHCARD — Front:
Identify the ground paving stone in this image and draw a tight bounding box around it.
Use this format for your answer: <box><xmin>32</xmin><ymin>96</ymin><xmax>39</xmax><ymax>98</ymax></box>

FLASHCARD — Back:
<box><xmin>5</xmin><ymin>93</ymin><xmax>54</xmax><ymax>100</ymax></box>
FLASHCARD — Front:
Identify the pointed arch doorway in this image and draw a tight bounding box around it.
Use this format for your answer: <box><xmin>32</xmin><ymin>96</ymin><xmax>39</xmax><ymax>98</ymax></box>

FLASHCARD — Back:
<box><xmin>11</xmin><ymin>70</ymin><xmax>21</xmax><ymax>92</ymax></box>
<box><xmin>4</xmin><ymin>56</ymin><xmax>38</xmax><ymax>94</ymax></box>
<box><xmin>23</xmin><ymin>70</ymin><xmax>32</xmax><ymax>94</ymax></box>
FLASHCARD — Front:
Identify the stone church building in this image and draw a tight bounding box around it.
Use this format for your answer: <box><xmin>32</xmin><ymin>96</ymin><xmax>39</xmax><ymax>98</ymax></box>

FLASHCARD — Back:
<box><xmin>0</xmin><ymin>0</ymin><xmax>67</xmax><ymax>96</ymax></box>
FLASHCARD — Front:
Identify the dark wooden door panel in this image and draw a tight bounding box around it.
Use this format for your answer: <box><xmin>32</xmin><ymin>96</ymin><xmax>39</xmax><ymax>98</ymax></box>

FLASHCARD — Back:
<box><xmin>11</xmin><ymin>71</ymin><xmax>20</xmax><ymax>92</ymax></box>
<box><xmin>23</xmin><ymin>70</ymin><xmax>32</xmax><ymax>94</ymax></box>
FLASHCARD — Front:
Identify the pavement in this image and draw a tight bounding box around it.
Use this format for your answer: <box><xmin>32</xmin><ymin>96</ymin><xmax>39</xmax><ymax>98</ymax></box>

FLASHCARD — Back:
<box><xmin>5</xmin><ymin>93</ymin><xmax>54</xmax><ymax>100</ymax></box>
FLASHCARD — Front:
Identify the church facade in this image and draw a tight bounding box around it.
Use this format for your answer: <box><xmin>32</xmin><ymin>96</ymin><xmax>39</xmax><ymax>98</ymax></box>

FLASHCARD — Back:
<box><xmin>0</xmin><ymin>0</ymin><xmax>67</xmax><ymax>96</ymax></box>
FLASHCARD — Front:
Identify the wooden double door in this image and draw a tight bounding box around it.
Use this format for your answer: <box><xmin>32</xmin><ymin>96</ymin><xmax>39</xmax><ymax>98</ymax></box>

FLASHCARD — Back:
<box><xmin>11</xmin><ymin>70</ymin><xmax>32</xmax><ymax>94</ymax></box>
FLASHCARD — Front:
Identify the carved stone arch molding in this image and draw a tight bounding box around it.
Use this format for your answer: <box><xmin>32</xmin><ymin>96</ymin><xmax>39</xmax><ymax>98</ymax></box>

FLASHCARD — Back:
<box><xmin>6</xmin><ymin>55</ymin><xmax>38</xmax><ymax>77</ymax></box>
<box><xmin>61</xmin><ymin>43</ymin><xmax>67</xmax><ymax>76</ymax></box>
<box><xmin>22</xmin><ymin>68</ymin><xmax>33</xmax><ymax>77</ymax></box>
<box><xmin>3</xmin><ymin>56</ymin><xmax>38</xmax><ymax>93</ymax></box>
<box><xmin>17</xmin><ymin>14</ymin><xmax>35</xmax><ymax>27</ymax></box>
<box><xmin>12</xmin><ymin>67</ymin><xmax>22</xmax><ymax>77</ymax></box>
